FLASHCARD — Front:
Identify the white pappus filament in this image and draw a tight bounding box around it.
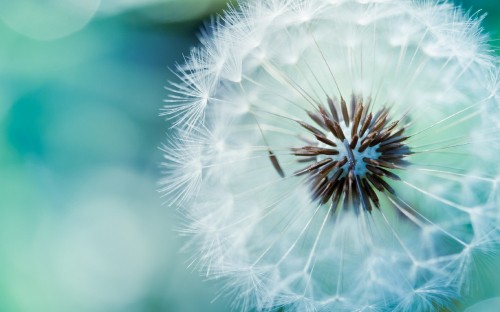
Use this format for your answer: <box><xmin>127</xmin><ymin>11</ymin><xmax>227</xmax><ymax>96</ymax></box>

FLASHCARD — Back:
<box><xmin>161</xmin><ymin>0</ymin><xmax>500</xmax><ymax>311</ymax></box>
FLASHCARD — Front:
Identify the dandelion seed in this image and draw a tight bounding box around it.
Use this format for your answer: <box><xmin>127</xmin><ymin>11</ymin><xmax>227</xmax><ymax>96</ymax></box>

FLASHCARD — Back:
<box><xmin>162</xmin><ymin>0</ymin><xmax>500</xmax><ymax>311</ymax></box>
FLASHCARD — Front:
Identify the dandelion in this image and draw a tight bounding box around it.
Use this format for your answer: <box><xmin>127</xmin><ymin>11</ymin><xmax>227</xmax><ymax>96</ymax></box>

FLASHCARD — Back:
<box><xmin>161</xmin><ymin>0</ymin><xmax>500</xmax><ymax>311</ymax></box>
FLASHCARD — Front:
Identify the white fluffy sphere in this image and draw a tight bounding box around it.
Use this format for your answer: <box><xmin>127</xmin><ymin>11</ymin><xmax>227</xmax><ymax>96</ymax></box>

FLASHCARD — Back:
<box><xmin>162</xmin><ymin>0</ymin><xmax>500</xmax><ymax>311</ymax></box>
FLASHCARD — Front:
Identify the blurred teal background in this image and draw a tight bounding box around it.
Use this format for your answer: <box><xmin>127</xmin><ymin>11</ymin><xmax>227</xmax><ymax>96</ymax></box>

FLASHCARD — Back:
<box><xmin>0</xmin><ymin>0</ymin><xmax>497</xmax><ymax>311</ymax></box>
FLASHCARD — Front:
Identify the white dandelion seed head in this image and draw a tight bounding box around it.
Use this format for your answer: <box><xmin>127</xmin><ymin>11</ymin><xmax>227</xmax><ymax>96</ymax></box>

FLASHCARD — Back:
<box><xmin>162</xmin><ymin>0</ymin><xmax>500</xmax><ymax>311</ymax></box>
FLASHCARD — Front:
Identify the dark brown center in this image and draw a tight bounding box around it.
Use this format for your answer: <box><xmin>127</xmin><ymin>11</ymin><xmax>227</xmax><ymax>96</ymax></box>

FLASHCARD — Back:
<box><xmin>292</xmin><ymin>94</ymin><xmax>411</xmax><ymax>214</ymax></box>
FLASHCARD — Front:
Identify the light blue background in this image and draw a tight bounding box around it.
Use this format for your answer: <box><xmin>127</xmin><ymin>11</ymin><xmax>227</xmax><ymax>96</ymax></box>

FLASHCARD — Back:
<box><xmin>0</xmin><ymin>0</ymin><xmax>498</xmax><ymax>311</ymax></box>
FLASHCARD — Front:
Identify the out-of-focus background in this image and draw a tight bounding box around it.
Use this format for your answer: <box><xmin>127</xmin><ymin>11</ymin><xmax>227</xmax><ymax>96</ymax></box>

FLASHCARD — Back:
<box><xmin>0</xmin><ymin>0</ymin><xmax>498</xmax><ymax>311</ymax></box>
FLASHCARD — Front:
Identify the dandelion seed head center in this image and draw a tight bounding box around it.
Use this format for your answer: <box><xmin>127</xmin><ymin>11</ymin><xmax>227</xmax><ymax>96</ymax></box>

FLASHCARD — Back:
<box><xmin>317</xmin><ymin>127</ymin><xmax>382</xmax><ymax>179</ymax></box>
<box><xmin>291</xmin><ymin>94</ymin><xmax>410</xmax><ymax>211</ymax></box>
